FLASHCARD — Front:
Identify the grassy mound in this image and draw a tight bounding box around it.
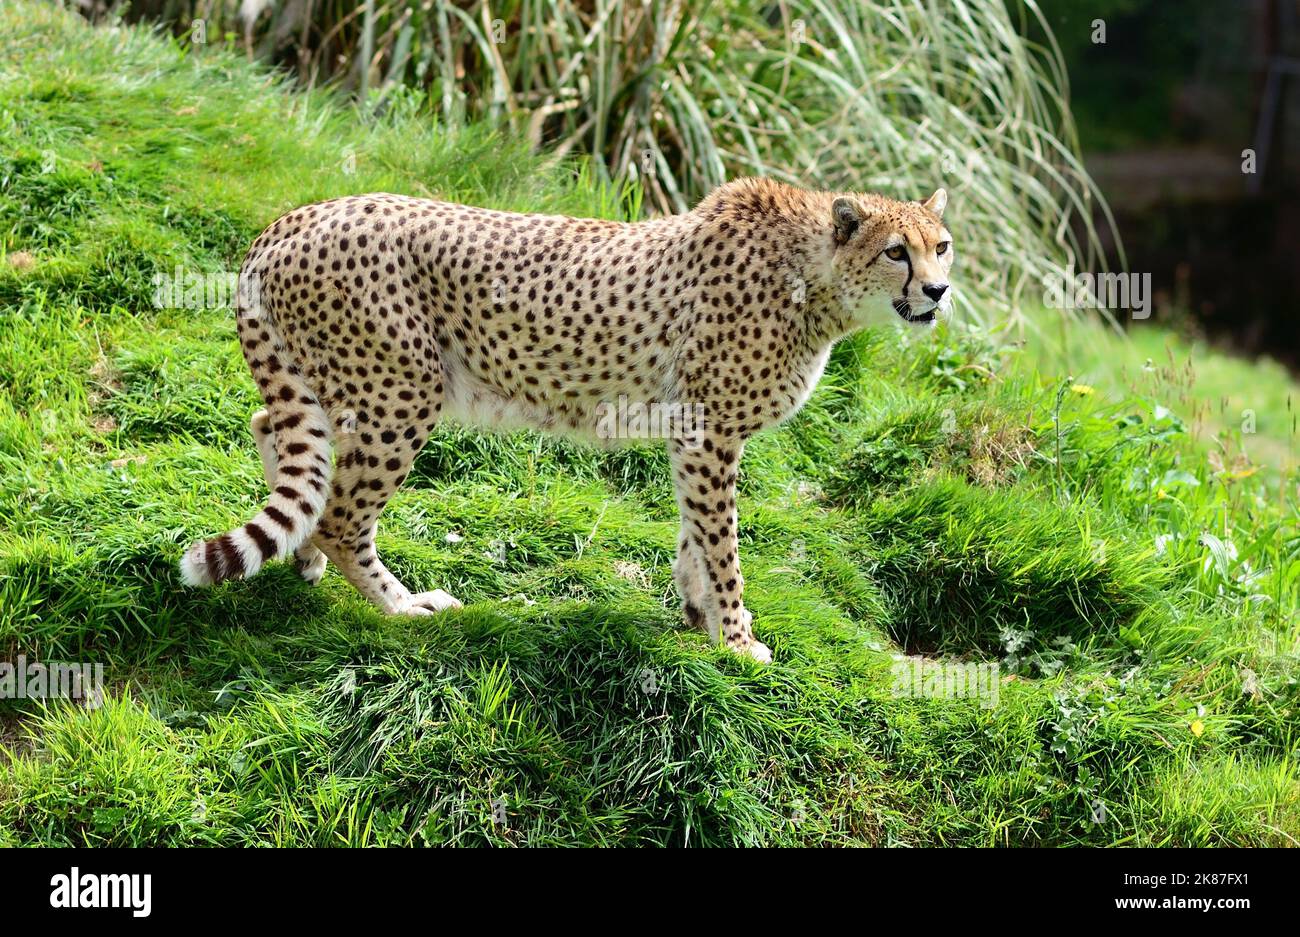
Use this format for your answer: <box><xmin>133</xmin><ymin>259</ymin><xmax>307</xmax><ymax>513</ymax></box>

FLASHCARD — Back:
<box><xmin>1</xmin><ymin>3</ymin><xmax>1297</xmax><ymax>846</ymax></box>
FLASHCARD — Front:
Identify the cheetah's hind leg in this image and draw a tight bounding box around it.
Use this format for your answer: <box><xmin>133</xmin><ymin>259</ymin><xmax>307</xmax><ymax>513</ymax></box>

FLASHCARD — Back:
<box><xmin>251</xmin><ymin>409</ymin><xmax>329</xmax><ymax>585</ymax></box>
<box><xmin>309</xmin><ymin>389</ymin><xmax>462</xmax><ymax>616</ymax></box>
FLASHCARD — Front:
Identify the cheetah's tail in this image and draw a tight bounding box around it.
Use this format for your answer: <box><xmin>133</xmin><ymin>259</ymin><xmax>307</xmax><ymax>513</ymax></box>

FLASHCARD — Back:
<box><xmin>179</xmin><ymin>340</ymin><xmax>333</xmax><ymax>588</ymax></box>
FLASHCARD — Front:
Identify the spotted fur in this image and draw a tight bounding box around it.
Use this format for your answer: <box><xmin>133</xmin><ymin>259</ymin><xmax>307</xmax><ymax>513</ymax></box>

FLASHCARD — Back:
<box><xmin>180</xmin><ymin>177</ymin><xmax>955</xmax><ymax>660</ymax></box>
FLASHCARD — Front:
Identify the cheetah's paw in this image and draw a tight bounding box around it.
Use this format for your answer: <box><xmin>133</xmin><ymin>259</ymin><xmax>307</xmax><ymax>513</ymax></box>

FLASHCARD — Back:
<box><xmin>295</xmin><ymin>548</ymin><xmax>328</xmax><ymax>586</ymax></box>
<box><xmin>398</xmin><ymin>590</ymin><xmax>463</xmax><ymax>615</ymax></box>
<box><xmin>732</xmin><ymin>608</ymin><xmax>771</xmax><ymax>663</ymax></box>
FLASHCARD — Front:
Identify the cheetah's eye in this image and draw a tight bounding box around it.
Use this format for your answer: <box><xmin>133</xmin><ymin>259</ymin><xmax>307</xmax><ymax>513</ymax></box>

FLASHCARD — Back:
<box><xmin>884</xmin><ymin>245</ymin><xmax>907</xmax><ymax>262</ymax></box>
<box><xmin>936</xmin><ymin>241</ymin><xmax>950</xmax><ymax>256</ymax></box>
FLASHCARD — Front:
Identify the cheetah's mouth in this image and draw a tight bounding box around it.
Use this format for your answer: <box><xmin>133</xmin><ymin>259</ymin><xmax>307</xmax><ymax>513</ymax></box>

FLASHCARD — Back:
<box><xmin>892</xmin><ymin>299</ymin><xmax>937</xmax><ymax>325</ymax></box>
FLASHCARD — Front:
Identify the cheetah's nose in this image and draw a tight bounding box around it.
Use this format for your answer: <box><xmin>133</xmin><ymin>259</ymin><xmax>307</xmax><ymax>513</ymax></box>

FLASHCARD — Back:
<box><xmin>922</xmin><ymin>283</ymin><xmax>949</xmax><ymax>303</ymax></box>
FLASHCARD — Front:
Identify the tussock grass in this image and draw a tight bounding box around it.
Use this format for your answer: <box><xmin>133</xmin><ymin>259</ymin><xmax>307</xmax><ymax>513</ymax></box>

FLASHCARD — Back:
<box><xmin>90</xmin><ymin>0</ymin><xmax>1113</xmax><ymax>330</ymax></box>
<box><xmin>0</xmin><ymin>3</ymin><xmax>1297</xmax><ymax>846</ymax></box>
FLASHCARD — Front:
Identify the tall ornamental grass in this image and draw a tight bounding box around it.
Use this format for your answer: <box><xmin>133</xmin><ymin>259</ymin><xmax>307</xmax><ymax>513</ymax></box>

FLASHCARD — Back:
<box><xmin>77</xmin><ymin>0</ymin><xmax>1118</xmax><ymax>328</ymax></box>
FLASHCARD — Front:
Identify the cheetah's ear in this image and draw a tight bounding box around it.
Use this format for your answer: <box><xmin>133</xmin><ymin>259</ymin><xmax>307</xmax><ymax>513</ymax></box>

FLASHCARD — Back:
<box><xmin>922</xmin><ymin>188</ymin><xmax>947</xmax><ymax>219</ymax></box>
<box><xmin>831</xmin><ymin>197</ymin><xmax>861</xmax><ymax>245</ymax></box>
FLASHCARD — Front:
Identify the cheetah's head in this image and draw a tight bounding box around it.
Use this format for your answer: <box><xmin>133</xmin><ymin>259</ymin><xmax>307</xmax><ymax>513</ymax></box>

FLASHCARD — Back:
<box><xmin>828</xmin><ymin>189</ymin><xmax>954</xmax><ymax>330</ymax></box>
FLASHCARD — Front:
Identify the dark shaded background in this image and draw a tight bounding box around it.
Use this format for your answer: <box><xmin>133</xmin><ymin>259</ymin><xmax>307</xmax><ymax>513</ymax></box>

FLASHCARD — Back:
<box><xmin>1033</xmin><ymin>0</ymin><xmax>1299</xmax><ymax>367</ymax></box>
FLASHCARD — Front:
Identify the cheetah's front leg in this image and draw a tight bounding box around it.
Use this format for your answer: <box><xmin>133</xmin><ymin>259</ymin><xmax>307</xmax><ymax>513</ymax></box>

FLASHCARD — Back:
<box><xmin>669</xmin><ymin>437</ymin><xmax>770</xmax><ymax>662</ymax></box>
<box><xmin>673</xmin><ymin>529</ymin><xmax>711</xmax><ymax>637</ymax></box>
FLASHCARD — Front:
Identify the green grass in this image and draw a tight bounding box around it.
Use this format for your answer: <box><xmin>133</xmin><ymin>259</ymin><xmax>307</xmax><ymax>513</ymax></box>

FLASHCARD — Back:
<box><xmin>1</xmin><ymin>2</ymin><xmax>1298</xmax><ymax>847</ymax></box>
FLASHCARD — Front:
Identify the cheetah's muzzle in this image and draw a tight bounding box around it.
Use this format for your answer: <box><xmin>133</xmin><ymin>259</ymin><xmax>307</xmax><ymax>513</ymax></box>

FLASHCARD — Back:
<box><xmin>892</xmin><ymin>298</ymin><xmax>937</xmax><ymax>324</ymax></box>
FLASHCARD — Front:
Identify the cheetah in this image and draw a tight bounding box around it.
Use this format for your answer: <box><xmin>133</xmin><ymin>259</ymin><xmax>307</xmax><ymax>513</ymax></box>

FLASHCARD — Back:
<box><xmin>180</xmin><ymin>178</ymin><xmax>955</xmax><ymax>662</ymax></box>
